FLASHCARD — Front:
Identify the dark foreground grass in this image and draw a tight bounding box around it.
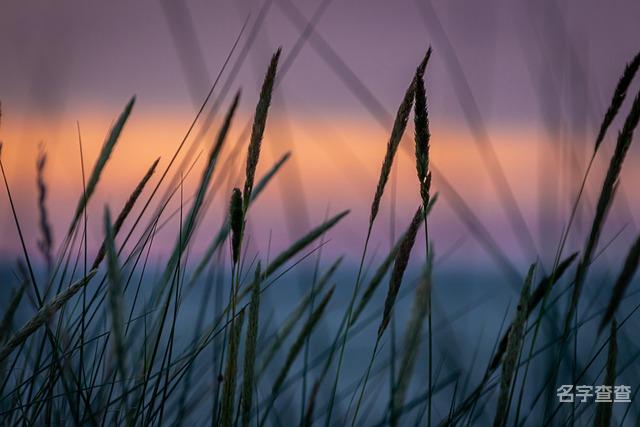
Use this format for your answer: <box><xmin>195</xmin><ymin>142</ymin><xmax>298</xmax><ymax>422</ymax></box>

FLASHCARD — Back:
<box><xmin>0</xmin><ymin>47</ymin><xmax>639</xmax><ymax>427</ymax></box>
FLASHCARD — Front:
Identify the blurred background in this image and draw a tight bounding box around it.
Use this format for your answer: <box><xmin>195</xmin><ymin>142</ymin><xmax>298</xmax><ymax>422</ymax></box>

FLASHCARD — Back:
<box><xmin>1</xmin><ymin>0</ymin><xmax>639</xmax><ymax>269</ymax></box>
<box><xmin>1</xmin><ymin>1</ymin><xmax>640</xmax><ymax>423</ymax></box>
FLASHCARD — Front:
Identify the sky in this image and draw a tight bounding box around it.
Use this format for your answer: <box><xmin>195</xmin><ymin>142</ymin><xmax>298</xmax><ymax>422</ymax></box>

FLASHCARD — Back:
<box><xmin>1</xmin><ymin>0</ymin><xmax>639</xmax><ymax>272</ymax></box>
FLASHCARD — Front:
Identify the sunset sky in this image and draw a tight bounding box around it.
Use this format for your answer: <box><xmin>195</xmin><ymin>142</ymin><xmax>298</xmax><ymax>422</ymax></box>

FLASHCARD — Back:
<box><xmin>1</xmin><ymin>0</ymin><xmax>639</xmax><ymax>272</ymax></box>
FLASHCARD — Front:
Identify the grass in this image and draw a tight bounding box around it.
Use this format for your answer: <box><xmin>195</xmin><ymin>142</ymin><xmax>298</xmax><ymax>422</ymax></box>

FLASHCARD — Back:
<box><xmin>0</xmin><ymin>46</ymin><xmax>639</xmax><ymax>427</ymax></box>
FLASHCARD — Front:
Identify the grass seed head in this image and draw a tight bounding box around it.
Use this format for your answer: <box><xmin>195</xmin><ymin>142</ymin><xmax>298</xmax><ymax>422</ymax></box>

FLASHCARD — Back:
<box><xmin>244</xmin><ymin>48</ymin><xmax>281</xmax><ymax>211</ymax></box>
<box><xmin>595</xmin><ymin>50</ymin><xmax>640</xmax><ymax>153</ymax></box>
<box><xmin>414</xmin><ymin>68</ymin><xmax>431</xmax><ymax>209</ymax></box>
<box><xmin>567</xmin><ymin>89</ymin><xmax>640</xmax><ymax>334</ymax></box>
<box><xmin>230</xmin><ymin>188</ymin><xmax>244</xmax><ymax>265</ymax></box>
<box><xmin>378</xmin><ymin>207</ymin><xmax>423</xmax><ymax>339</ymax></box>
<box><xmin>369</xmin><ymin>48</ymin><xmax>432</xmax><ymax>227</ymax></box>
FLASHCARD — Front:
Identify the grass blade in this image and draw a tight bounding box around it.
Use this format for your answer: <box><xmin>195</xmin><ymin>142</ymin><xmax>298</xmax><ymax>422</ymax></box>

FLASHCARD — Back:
<box><xmin>489</xmin><ymin>253</ymin><xmax>578</xmax><ymax>372</ymax></box>
<box><xmin>221</xmin><ymin>309</ymin><xmax>245</xmax><ymax>427</ymax></box>
<box><xmin>241</xmin><ymin>263</ymin><xmax>261</xmax><ymax>427</ymax></box>
<box><xmin>594</xmin><ymin>320</ymin><xmax>617</xmax><ymax>427</ymax></box>
<box><xmin>391</xmin><ymin>249</ymin><xmax>433</xmax><ymax>426</ymax></box>
<box><xmin>599</xmin><ymin>235</ymin><xmax>640</xmax><ymax>332</ymax></box>
<box><xmin>493</xmin><ymin>264</ymin><xmax>534</xmax><ymax>427</ymax></box>
<box><xmin>104</xmin><ymin>208</ymin><xmax>129</xmax><ymax>386</ymax></box>
<box><xmin>261</xmin><ymin>286</ymin><xmax>335</xmax><ymax>426</ymax></box>
<box><xmin>0</xmin><ymin>271</ymin><xmax>97</xmax><ymax>362</ymax></box>
<box><xmin>91</xmin><ymin>157</ymin><xmax>160</xmax><ymax>270</ymax></box>
<box><xmin>565</xmin><ymin>89</ymin><xmax>640</xmax><ymax>335</ymax></box>
<box><xmin>70</xmin><ymin>97</ymin><xmax>135</xmax><ymax>235</ymax></box>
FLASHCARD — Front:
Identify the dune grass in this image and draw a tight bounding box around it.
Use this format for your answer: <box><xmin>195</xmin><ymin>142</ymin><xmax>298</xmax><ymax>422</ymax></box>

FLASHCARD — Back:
<box><xmin>0</xmin><ymin>47</ymin><xmax>639</xmax><ymax>427</ymax></box>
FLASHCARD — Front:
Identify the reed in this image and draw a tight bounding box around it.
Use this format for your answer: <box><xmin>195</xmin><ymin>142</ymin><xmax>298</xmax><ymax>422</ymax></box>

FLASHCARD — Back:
<box><xmin>369</xmin><ymin>48</ymin><xmax>431</xmax><ymax>227</ymax></box>
<box><xmin>352</xmin><ymin>194</ymin><xmax>436</xmax><ymax>326</ymax></box>
<box><xmin>243</xmin><ymin>49</ymin><xmax>281</xmax><ymax>211</ymax></box>
<box><xmin>378</xmin><ymin>207</ymin><xmax>423</xmax><ymax>339</ymax></box>
<box><xmin>565</xmin><ymin>89</ymin><xmax>640</xmax><ymax>336</ymax></box>
<box><xmin>3</xmin><ymin>46</ymin><xmax>640</xmax><ymax>427</ymax></box>
<box><xmin>325</xmin><ymin>47</ymin><xmax>432</xmax><ymax>426</ymax></box>
<box><xmin>413</xmin><ymin>68</ymin><xmax>432</xmax><ymax>211</ymax></box>
<box><xmin>413</xmin><ymin>58</ymin><xmax>434</xmax><ymax>427</ymax></box>
<box><xmin>351</xmin><ymin>207</ymin><xmax>423</xmax><ymax>426</ymax></box>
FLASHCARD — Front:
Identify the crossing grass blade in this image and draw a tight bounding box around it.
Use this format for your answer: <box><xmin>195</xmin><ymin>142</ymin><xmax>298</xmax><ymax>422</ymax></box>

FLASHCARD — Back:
<box><xmin>221</xmin><ymin>309</ymin><xmax>245</xmax><ymax>427</ymax></box>
<box><xmin>4</xmin><ymin>46</ymin><xmax>640</xmax><ymax>427</ymax></box>
<box><xmin>352</xmin><ymin>194</ymin><xmax>436</xmax><ymax>326</ymax></box>
<box><xmin>599</xmin><ymin>235</ymin><xmax>640</xmax><ymax>332</ymax></box>
<box><xmin>391</xmin><ymin>248</ymin><xmax>433</xmax><ymax>427</ymax></box>
<box><xmin>565</xmin><ymin>89</ymin><xmax>640</xmax><ymax>336</ymax></box>
<box><xmin>104</xmin><ymin>208</ymin><xmax>129</xmax><ymax>386</ymax></box>
<box><xmin>154</xmin><ymin>92</ymin><xmax>240</xmax><ymax>302</ymax></box>
<box><xmin>241</xmin><ymin>263</ymin><xmax>261</xmax><ymax>427</ymax></box>
<box><xmin>0</xmin><ymin>270</ymin><xmax>97</xmax><ymax>362</ymax></box>
<box><xmin>263</xmin><ymin>210</ymin><xmax>349</xmax><ymax>279</ymax></box>
<box><xmin>493</xmin><ymin>264</ymin><xmax>534</xmax><ymax>427</ymax></box>
<box><xmin>489</xmin><ymin>253</ymin><xmax>577</xmax><ymax>372</ymax></box>
<box><xmin>351</xmin><ymin>207</ymin><xmax>423</xmax><ymax>426</ymax></box>
<box><xmin>260</xmin><ymin>285</ymin><xmax>335</xmax><ymax>426</ymax></box>
<box><xmin>594</xmin><ymin>320</ymin><xmax>617</xmax><ymax>427</ymax></box>
<box><xmin>0</xmin><ymin>279</ymin><xmax>28</xmax><ymax>344</ymax></box>
<box><xmin>186</xmin><ymin>152</ymin><xmax>291</xmax><ymax>289</ymax></box>
<box><xmin>92</xmin><ymin>157</ymin><xmax>160</xmax><ymax>270</ymax></box>
<box><xmin>258</xmin><ymin>258</ymin><xmax>339</xmax><ymax>376</ymax></box>
<box><xmin>69</xmin><ymin>97</ymin><xmax>135</xmax><ymax>236</ymax></box>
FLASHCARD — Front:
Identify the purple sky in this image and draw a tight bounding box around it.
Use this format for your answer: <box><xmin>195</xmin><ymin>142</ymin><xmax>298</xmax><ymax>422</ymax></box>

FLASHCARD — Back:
<box><xmin>1</xmin><ymin>0</ymin><xmax>639</xmax><ymax>127</ymax></box>
<box><xmin>1</xmin><ymin>0</ymin><xmax>640</xmax><ymax>271</ymax></box>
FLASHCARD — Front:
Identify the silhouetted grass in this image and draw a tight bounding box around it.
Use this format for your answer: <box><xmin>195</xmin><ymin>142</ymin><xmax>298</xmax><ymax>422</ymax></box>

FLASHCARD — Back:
<box><xmin>0</xmin><ymin>47</ymin><xmax>639</xmax><ymax>427</ymax></box>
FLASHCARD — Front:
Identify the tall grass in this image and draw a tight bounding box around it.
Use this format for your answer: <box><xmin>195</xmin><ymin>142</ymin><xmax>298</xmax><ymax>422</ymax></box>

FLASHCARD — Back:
<box><xmin>0</xmin><ymin>47</ymin><xmax>639</xmax><ymax>427</ymax></box>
